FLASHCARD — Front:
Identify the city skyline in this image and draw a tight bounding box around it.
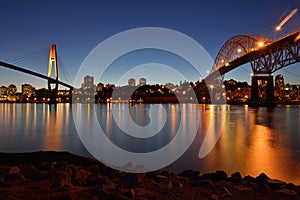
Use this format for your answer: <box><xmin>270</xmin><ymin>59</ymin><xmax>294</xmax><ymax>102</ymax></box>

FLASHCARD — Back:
<box><xmin>0</xmin><ymin>1</ymin><xmax>300</xmax><ymax>89</ymax></box>
<box><xmin>1</xmin><ymin>73</ymin><xmax>299</xmax><ymax>92</ymax></box>
<box><xmin>2</xmin><ymin>73</ymin><xmax>300</xmax><ymax>105</ymax></box>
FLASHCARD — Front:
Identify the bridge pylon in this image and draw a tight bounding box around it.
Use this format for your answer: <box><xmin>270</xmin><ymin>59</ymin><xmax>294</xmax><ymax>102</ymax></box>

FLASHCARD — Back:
<box><xmin>47</xmin><ymin>44</ymin><xmax>59</xmax><ymax>104</ymax></box>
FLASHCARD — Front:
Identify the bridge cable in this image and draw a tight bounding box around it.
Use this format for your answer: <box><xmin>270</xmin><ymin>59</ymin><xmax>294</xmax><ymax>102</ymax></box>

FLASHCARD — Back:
<box><xmin>5</xmin><ymin>48</ymin><xmax>49</xmax><ymax>75</ymax></box>
<box><xmin>57</xmin><ymin>56</ymin><xmax>73</xmax><ymax>85</ymax></box>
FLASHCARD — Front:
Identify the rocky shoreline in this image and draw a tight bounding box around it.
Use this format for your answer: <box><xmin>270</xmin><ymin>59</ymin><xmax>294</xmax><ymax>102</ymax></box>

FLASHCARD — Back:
<box><xmin>0</xmin><ymin>151</ymin><xmax>299</xmax><ymax>200</ymax></box>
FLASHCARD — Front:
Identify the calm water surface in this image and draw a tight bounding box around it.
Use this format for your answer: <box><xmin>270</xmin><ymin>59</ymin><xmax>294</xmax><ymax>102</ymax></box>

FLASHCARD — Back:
<box><xmin>0</xmin><ymin>103</ymin><xmax>299</xmax><ymax>184</ymax></box>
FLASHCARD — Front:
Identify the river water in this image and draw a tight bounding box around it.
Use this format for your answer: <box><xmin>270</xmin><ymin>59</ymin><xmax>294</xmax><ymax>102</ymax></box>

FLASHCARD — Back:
<box><xmin>0</xmin><ymin>103</ymin><xmax>299</xmax><ymax>184</ymax></box>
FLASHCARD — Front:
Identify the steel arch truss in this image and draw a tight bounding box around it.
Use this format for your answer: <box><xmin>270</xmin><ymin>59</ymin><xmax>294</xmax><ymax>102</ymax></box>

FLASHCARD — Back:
<box><xmin>213</xmin><ymin>35</ymin><xmax>272</xmax><ymax>71</ymax></box>
<box><xmin>250</xmin><ymin>35</ymin><xmax>300</xmax><ymax>74</ymax></box>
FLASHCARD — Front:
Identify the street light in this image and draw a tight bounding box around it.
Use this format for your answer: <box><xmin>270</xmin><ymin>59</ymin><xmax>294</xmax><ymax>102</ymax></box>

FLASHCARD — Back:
<box><xmin>274</xmin><ymin>26</ymin><xmax>281</xmax><ymax>39</ymax></box>
<box><xmin>276</xmin><ymin>26</ymin><xmax>281</xmax><ymax>31</ymax></box>
<box><xmin>258</xmin><ymin>41</ymin><xmax>264</xmax><ymax>48</ymax></box>
<box><xmin>295</xmin><ymin>34</ymin><xmax>300</xmax><ymax>42</ymax></box>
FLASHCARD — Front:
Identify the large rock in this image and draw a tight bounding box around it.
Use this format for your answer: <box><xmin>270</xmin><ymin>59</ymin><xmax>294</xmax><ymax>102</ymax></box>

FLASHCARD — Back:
<box><xmin>266</xmin><ymin>179</ymin><xmax>287</xmax><ymax>190</ymax></box>
<box><xmin>156</xmin><ymin>180</ymin><xmax>174</xmax><ymax>190</ymax></box>
<box><xmin>203</xmin><ymin>171</ymin><xmax>227</xmax><ymax>181</ymax></box>
<box><xmin>73</xmin><ymin>168</ymin><xmax>91</xmax><ymax>185</ymax></box>
<box><xmin>0</xmin><ymin>166</ymin><xmax>20</xmax><ymax>178</ymax></box>
<box><xmin>87</xmin><ymin>175</ymin><xmax>113</xmax><ymax>185</ymax></box>
<box><xmin>124</xmin><ymin>188</ymin><xmax>136</xmax><ymax>199</ymax></box>
<box><xmin>0</xmin><ymin>177</ymin><xmax>9</xmax><ymax>187</ymax></box>
<box><xmin>37</xmin><ymin>162</ymin><xmax>53</xmax><ymax>171</ymax></box>
<box><xmin>87</xmin><ymin>175</ymin><xmax>116</xmax><ymax>192</ymax></box>
<box><xmin>88</xmin><ymin>188</ymin><xmax>115</xmax><ymax>200</ymax></box>
<box><xmin>86</xmin><ymin>165</ymin><xmax>101</xmax><ymax>175</ymax></box>
<box><xmin>123</xmin><ymin>173</ymin><xmax>145</xmax><ymax>187</ymax></box>
<box><xmin>275</xmin><ymin>188</ymin><xmax>298</xmax><ymax>197</ymax></box>
<box><xmin>192</xmin><ymin>179</ymin><xmax>216</xmax><ymax>188</ymax></box>
<box><xmin>231</xmin><ymin>172</ymin><xmax>242</xmax><ymax>178</ymax></box>
<box><xmin>178</xmin><ymin>170</ymin><xmax>200</xmax><ymax>180</ymax></box>
<box><xmin>154</xmin><ymin>174</ymin><xmax>168</xmax><ymax>183</ymax></box>
<box><xmin>9</xmin><ymin>166</ymin><xmax>21</xmax><ymax>175</ymax></box>
<box><xmin>5</xmin><ymin>173</ymin><xmax>26</xmax><ymax>185</ymax></box>
<box><xmin>50</xmin><ymin>179</ymin><xmax>72</xmax><ymax>189</ymax></box>
<box><xmin>47</xmin><ymin>169</ymin><xmax>72</xmax><ymax>184</ymax></box>
<box><xmin>20</xmin><ymin>165</ymin><xmax>40</xmax><ymax>180</ymax></box>
<box><xmin>228</xmin><ymin>172</ymin><xmax>243</xmax><ymax>184</ymax></box>
<box><xmin>244</xmin><ymin>175</ymin><xmax>256</xmax><ymax>182</ymax></box>
<box><xmin>136</xmin><ymin>188</ymin><xmax>154</xmax><ymax>197</ymax></box>
<box><xmin>255</xmin><ymin>173</ymin><xmax>270</xmax><ymax>183</ymax></box>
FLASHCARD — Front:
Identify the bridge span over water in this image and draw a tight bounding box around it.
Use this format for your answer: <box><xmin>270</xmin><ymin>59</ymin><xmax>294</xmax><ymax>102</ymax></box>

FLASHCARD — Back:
<box><xmin>195</xmin><ymin>29</ymin><xmax>300</xmax><ymax>106</ymax></box>
<box><xmin>0</xmin><ymin>30</ymin><xmax>299</xmax><ymax>105</ymax></box>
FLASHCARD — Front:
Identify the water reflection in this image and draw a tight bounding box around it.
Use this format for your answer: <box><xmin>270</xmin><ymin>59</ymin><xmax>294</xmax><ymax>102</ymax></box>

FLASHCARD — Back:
<box><xmin>0</xmin><ymin>103</ymin><xmax>89</xmax><ymax>156</ymax></box>
<box><xmin>93</xmin><ymin>104</ymin><xmax>182</xmax><ymax>153</ymax></box>
<box><xmin>0</xmin><ymin>103</ymin><xmax>299</xmax><ymax>184</ymax></box>
<box><xmin>194</xmin><ymin>105</ymin><xmax>300</xmax><ymax>185</ymax></box>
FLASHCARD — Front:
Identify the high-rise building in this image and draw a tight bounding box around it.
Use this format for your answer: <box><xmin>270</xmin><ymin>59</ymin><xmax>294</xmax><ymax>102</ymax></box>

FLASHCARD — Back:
<box><xmin>139</xmin><ymin>78</ymin><xmax>146</xmax><ymax>86</ymax></box>
<box><xmin>275</xmin><ymin>74</ymin><xmax>285</xmax><ymax>98</ymax></box>
<box><xmin>128</xmin><ymin>78</ymin><xmax>136</xmax><ymax>86</ymax></box>
<box><xmin>22</xmin><ymin>84</ymin><xmax>35</xmax><ymax>97</ymax></box>
<box><xmin>7</xmin><ymin>84</ymin><xmax>17</xmax><ymax>96</ymax></box>
<box><xmin>82</xmin><ymin>75</ymin><xmax>95</xmax><ymax>90</ymax></box>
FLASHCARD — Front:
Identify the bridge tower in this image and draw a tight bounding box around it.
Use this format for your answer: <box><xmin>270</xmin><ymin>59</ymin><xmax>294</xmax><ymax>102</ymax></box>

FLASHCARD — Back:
<box><xmin>48</xmin><ymin>44</ymin><xmax>59</xmax><ymax>104</ymax></box>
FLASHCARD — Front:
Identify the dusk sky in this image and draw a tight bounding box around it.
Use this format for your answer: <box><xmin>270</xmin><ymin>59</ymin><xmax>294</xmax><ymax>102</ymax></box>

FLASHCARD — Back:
<box><xmin>0</xmin><ymin>0</ymin><xmax>300</xmax><ymax>90</ymax></box>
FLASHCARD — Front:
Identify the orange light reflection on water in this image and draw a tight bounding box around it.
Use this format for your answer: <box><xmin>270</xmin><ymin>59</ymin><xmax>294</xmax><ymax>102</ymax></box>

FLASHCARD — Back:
<box><xmin>42</xmin><ymin>104</ymin><xmax>66</xmax><ymax>150</ymax></box>
<box><xmin>204</xmin><ymin>105</ymin><xmax>300</xmax><ymax>185</ymax></box>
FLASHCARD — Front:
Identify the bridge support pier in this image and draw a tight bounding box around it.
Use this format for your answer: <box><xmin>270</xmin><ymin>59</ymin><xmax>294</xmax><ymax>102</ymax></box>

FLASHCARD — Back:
<box><xmin>48</xmin><ymin>80</ymin><xmax>58</xmax><ymax>104</ymax></box>
<box><xmin>250</xmin><ymin>75</ymin><xmax>275</xmax><ymax>107</ymax></box>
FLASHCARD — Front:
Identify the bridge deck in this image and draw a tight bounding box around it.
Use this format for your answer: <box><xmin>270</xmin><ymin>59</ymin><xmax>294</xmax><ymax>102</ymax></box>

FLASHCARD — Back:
<box><xmin>0</xmin><ymin>61</ymin><xmax>73</xmax><ymax>89</ymax></box>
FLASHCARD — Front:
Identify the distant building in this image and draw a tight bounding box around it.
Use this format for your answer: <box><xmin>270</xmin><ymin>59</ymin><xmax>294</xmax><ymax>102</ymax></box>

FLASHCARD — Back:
<box><xmin>0</xmin><ymin>86</ymin><xmax>7</xmax><ymax>97</ymax></box>
<box><xmin>105</xmin><ymin>84</ymin><xmax>115</xmax><ymax>89</ymax></box>
<box><xmin>80</xmin><ymin>75</ymin><xmax>96</xmax><ymax>102</ymax></box>
<box><xmin>275</xmin><ymin>74</ymin><xmax>285</xmax><ymax>99</ymax></box>
<box><xmin>7</xmin><ymin>84</ymin><xmax>17</xmax><ymax>96</ymax></box>
<box><xmin>35</xmin><ymin>88</ymin><xmax>49</xmax><ymax>101</ymax></box>
<box><xmin>227</xmin><ymin>79</ymin><xmax>237</xmax><ymax>87</ymax></box>
<box><xmin>139</xmin><ymin>78</ymin><xmax>146</xmax><ymax>86</ymax></box>
<box><xmin>165</xmin><ymin>82</ymin><xmax>175</xmax><ymax>89</ymax></box>
<box><xmin>22</xmin><ymin>84</ymin><xmax>35</xmax><ymax>97</ymax></box>
<box><xmin>15</xmin><ymin>92</ymin><xmax>23</xmax><ymax>101</ymax></box>
<box><xmin>275</xmin><ymin>74</ymin><xmax>284</xmax><ymax>87</ymax></box>
<box><xmin>96</xmin><ymin>83</ymin><xmax>104</xmax><ymax>92</ymax></box>
<box><xmin>128</xmin><ymin>78</ymin><xmax>136</xmax><ymax>86</ymax></box>
<box><xmin>82</xmin><ymin>75</ymin><xmax>95</xmax><ymax>90</ymax></box>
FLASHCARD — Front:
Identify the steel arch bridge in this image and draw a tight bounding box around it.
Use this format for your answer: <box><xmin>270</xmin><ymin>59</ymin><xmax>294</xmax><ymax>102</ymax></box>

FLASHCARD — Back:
<box><xmin>213</xmin><ymin>34</ymin><xmax>273</xmax><ymax>71</ymax></box>
<box><xmin>196</xmin><ymin>30</ymin><xmax>300</xmax><ymax>106</ymax></box>
<box><xmin>203</xmin><ymin>30</ymin><xmax>300</xmax><ymax>79</ymax></box>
